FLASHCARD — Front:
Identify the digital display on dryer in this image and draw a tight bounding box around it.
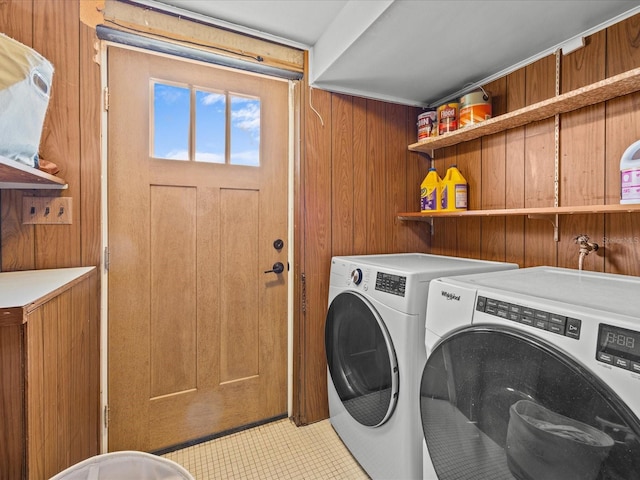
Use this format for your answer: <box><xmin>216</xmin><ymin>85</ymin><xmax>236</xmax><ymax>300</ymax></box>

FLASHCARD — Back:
<box><xmin>597</xmin><ymin>324</ymin><xmax>640</xmax><ymax>372</ymax></box>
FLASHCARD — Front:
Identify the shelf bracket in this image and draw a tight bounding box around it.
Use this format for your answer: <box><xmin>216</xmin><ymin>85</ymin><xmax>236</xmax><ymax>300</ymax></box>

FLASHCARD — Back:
<box><xmin>528</xmin><ymin>213</ymin><xmax>559</xmax><ymax>242</ymax></box>
<box><xmin>417</xmin><ymin>149</ymin><xmax>433</xmax><ymax>164</ymax></box>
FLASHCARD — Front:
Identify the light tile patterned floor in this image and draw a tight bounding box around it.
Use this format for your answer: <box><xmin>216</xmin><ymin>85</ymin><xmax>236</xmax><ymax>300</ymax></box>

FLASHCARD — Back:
<box><xmin>162</xmin><ymin>418</ymin><xmax>370</xmax><ymax>479</ymax></box>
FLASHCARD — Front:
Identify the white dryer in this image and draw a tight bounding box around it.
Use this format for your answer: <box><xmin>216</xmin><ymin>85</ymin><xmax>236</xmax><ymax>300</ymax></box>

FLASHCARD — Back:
<box><xmin>420</xmin><ymin>266</ymin><xmax>640</xmax><ymax>480</ymax></box>
<box><xmin>326</xmin><ymin>254</ymin><xmax>517</xmax><ymax>480</ymax></box>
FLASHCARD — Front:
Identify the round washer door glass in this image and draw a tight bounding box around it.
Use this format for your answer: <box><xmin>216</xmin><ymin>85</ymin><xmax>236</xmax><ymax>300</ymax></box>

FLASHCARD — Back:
<box><xmin>420</xmin><ymin>327</ymin><xmax>640</xmax><ymax>480</ymax></box>
<box><xmin>325</xmin><ymin>291</ymin><xmax>399</xmax><ymax>427</ymax></box>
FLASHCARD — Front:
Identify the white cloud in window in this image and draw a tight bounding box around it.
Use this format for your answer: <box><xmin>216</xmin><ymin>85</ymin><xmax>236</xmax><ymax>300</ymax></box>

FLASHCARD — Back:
<box><xmin>155</xmin><ymin>84</ymin><xmax>187</xmax><ymax>103</ymax></box>
<box><xmin>200</xmin><ymin>92</ymin><xmax>225</xmax><ymax>106</ymax></box>
<box><xmin>162</xmin><ymin>149</ymin><xmax>189</xmax><ymax>161</ymax></box>
<box><xmin>231</xmin><ymin>99</ymin><xmax>260</xmax><ymax>135</ymax></box>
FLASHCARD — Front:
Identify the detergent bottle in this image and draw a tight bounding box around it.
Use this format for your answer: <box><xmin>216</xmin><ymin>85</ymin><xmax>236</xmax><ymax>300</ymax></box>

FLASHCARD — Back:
<box><xmin>441</xmin><ymin>165</ymin><xmax>468</xmax><ymax>211</ymax></box>
<box><xmin>420</xmin><ymin>167</ymin><xmax>441</xmax><ymax>212</ymax></box>
<box><xmin>620</xmin><ymin>139</ymin><xmax>640</xmax><ymax>204</ymax></box>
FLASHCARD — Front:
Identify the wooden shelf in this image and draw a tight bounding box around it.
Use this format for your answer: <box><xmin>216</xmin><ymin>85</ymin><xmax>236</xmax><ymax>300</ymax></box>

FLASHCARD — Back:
<box><xmin>404</xmin><ymin>67</ymin><xmax>640</xmax><ymax>238</ymax></box>
<box><xmin>409</xmin><ymin>66</ymin><xmax>640</xmax><ymax>153</ymax></box>
<box><xmin>398</xmin><ymin>204</ymin><xmax>640</xmax><ymax>221</ymax></box>
<box><xmin>0</xmin><ymin>154</ymin><xmax>68</xmax><ymax>189</ymax></box>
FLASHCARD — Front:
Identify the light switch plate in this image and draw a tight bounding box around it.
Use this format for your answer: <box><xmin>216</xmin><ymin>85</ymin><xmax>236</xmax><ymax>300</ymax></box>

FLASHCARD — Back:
<box><xmin>22</xmin><ymin>196</ymin><xmax>73</xmax><ymax>225</ymax></box>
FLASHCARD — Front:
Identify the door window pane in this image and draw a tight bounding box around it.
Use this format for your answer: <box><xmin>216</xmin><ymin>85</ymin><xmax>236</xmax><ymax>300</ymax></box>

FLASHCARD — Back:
<box><xmin>195</xmin><ymin>89</ymin><xmax>225</xmax><ymax>163</ymax></box>
<box><xmin>230</xmin><ymin>95</ymin><xmax>260</xmax><ymax>166</ymax></box>
<box><xmin>151</xmin><ymin>83</ymin><xmax>262</xmax><ymax>165</ymax></box>
<box><xmin>152</xmin><ymin>82</ymin><xmax>189</xmax><ymax>160</ymax></box>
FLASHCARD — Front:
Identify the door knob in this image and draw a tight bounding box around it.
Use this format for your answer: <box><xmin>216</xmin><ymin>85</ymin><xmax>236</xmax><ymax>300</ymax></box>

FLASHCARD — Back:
<box><xmin>264</xmin><ymin>262</ymin><xmax>285</xmax><ymax>274</ymax></box>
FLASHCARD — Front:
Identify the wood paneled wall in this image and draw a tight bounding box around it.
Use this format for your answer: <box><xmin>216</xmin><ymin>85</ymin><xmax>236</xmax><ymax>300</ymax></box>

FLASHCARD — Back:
<box><xmin>0</xmin><ymin>0</ymin><xmax>101</xmax><ymax>272</ymax></box>
<box><xmin>295</xmin><ymin>90</ymin><xmax>431</xmax><ymax>424</ymax></box>
<box><xmin>297</xmin><ymin>14</ymin><xmax>640</xmax><ymax>425</ymax></box>
<box><xmin>431</xmin><ymin>17</ymin><xmax>640</xmax><ymax>274</ymax></box>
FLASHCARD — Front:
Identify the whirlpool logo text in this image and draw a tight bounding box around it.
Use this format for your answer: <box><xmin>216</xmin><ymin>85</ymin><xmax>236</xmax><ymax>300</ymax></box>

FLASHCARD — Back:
<box><xmin>441</xmin><ymin>290</ymin><xmax>461</xmax><ymax>301</ymax></box>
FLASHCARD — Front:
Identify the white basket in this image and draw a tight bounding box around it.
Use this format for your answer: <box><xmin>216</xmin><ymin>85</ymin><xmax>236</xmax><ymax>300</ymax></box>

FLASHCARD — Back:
<box><xmin>49</xmin><ymin>451</ymin><xmax>195</xmax><ymax>480</ymax></box>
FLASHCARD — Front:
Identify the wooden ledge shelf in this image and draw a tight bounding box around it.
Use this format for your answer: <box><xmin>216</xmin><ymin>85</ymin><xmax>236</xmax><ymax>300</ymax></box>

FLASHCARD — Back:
<box><xmin>399</xmin><ymin>204</ymin><xmax>640</xmax><ymax>242</ymax></box>
<box><xmin>398</xmin><ymin>204</ymin><xmax>640</xmax><ymax>221</ymax></box>
<box><xmin>409</xmin><ymin>66</ymin><xmax>640</xmax><ymax>153</ymax></box>
<box><xmin>0</xmin><ymin>154</ymin><xmax>68</xmax><ymax>189</ymax></box>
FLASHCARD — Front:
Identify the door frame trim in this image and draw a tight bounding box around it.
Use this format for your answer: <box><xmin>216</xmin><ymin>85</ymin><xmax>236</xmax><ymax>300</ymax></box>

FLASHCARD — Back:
<box><xmin>99</xmin><ymin>41</ymin><xmax>109</xmax><ymax>453</ymax></box>
<box><xmin>96</xmin><ymin>25</ymin><xmax>303</xmax><ymax>81</ymax></box>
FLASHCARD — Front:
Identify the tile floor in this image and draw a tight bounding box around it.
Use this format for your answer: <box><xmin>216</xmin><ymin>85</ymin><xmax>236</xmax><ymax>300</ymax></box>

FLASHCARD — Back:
<box><xmin>162</xmin><ymin>418</ymin><xmax>370</xmax><ymax>479</ymax></box>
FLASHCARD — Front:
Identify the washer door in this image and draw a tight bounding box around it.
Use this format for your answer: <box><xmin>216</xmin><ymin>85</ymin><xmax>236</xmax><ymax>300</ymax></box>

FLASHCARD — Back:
<box><xmin>325</xmin><ymin>291</ymin><xmax>399</xmax><ymax>427</ymax></box>
<box><xmin>420</xmin><ymin>326</ymin><xmax>640</xmax><ymax>480</ymax></box>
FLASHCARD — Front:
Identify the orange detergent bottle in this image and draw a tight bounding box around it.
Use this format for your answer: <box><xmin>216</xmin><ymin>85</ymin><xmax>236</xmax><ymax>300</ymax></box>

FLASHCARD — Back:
<box><xmin>440</xmin><ymin>165</ymin><xmax>468</xmax><ymax>211</ymax></box>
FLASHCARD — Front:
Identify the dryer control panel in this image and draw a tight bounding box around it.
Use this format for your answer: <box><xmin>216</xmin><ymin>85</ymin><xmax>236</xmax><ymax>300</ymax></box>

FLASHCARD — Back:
<box><xmin>476</xmin><ymin>296</ymin><xmax>582</xmax><ymax>339</ymax></box>
<box><xmin>375</xmin><ymin>272</ymin><xmax>406</xmax><ymax>297</ymax></box>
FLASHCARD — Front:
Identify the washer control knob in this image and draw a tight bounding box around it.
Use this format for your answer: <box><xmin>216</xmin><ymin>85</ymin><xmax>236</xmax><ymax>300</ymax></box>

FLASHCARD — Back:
<box><xmin>351</xmin><ymin>268</ymin><xmax>363</xmax><ymax>285</ymax></box>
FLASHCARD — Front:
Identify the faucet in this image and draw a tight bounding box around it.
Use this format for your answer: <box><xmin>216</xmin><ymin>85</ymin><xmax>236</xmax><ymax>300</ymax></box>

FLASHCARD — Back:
<box><xmin>574</xmin><ymin>234</ymin><xmax>599</xmax><ymax>270</ymax></box>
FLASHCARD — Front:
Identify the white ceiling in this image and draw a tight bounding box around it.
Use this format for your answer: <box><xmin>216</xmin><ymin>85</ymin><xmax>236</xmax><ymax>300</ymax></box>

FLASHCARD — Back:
<box><xmin>135</xmin><ymin>0</ymin><xmax>640</xmax><ymax>107</ymax></box>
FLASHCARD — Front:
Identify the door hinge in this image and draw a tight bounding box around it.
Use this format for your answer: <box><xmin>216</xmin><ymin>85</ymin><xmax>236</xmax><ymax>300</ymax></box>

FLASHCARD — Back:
<box><xmin>301</xmin><ymin>273</ymin><xmax>306</xmax><ymax>314</ymax></box>
<box><xmin>103</xmin><ymin>404</ymin><xmax>110</xmax><ymax>429</ymax></box>
<box><xmin>104</xmin><ymin>246</ymin><xmax>110</xmax><ymax>271</ymax></box>
<box><xmin>103</xmin><ymin>86</ymin><xmax>109</xmax><ymax>111</ymax></box>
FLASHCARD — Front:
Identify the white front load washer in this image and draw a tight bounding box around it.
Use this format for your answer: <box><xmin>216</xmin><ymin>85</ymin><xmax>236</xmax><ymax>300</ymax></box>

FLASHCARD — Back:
<box><xmin>325</xmin><ymin>253</ymin><xmax>517</xmax><ymax>480</ymax></box>
<box><xmin>420</xmin><ymin>266</ymin><xmax>640</xmax><ymax>480</ymax></box>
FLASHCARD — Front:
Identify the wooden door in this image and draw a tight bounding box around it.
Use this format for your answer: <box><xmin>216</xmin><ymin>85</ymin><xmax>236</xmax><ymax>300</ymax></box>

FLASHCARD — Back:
<box><xmin>107</xmin><ymin>46</ymin><xmax>289</xmax><ymax>452</ymax></box>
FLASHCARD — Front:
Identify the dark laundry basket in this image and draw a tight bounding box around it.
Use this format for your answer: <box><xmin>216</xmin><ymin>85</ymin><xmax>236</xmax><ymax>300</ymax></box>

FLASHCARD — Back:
<box><xmin>506</xmin><ymin>400</ymin><xmax>614</xmax><ymax>480</ymax></box>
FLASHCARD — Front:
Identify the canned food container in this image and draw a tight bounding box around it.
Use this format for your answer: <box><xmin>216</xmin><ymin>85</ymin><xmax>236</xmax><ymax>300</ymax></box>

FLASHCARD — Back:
<box><xmin>438</xmin><ymin>103</ymin><xmax>459</xmax><ymax>135</ymax></box>
<box><xmin>417</xmin><ymin>109</ymin><xmax>437</xmax><ymax>140</ymax></box>
<box><xmin>460</xmin><ymin>90</ymin><xmax>491</xmax><ymax>128</ymax></box>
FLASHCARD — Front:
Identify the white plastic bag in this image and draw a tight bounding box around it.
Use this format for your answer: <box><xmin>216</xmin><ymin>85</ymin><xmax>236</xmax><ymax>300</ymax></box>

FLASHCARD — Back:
<box><xmin>0</xmin><ymin>32</ymin><xmax>54</xmax><ymax>168</ymax></box>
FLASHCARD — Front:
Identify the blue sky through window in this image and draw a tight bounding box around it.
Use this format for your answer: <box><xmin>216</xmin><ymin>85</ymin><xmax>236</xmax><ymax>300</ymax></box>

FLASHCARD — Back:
<box><xmin>231</xmin><ymin>95</ymin><xmax>260</xmax><ymax>166</ymax></box>
<box><xmin>196</xmin><ymin>90</ymin><xmax>225</xmax><ymax>163</ymax></box>
<box><xmin>152</xmin><ymin>81</ymin><xmax>260</xmax><ymax>165</ymax></box>
<box><xmin>153</xmin><ymin>83</ymin><xmax>189</xmax><ymax>160</ymax></box>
